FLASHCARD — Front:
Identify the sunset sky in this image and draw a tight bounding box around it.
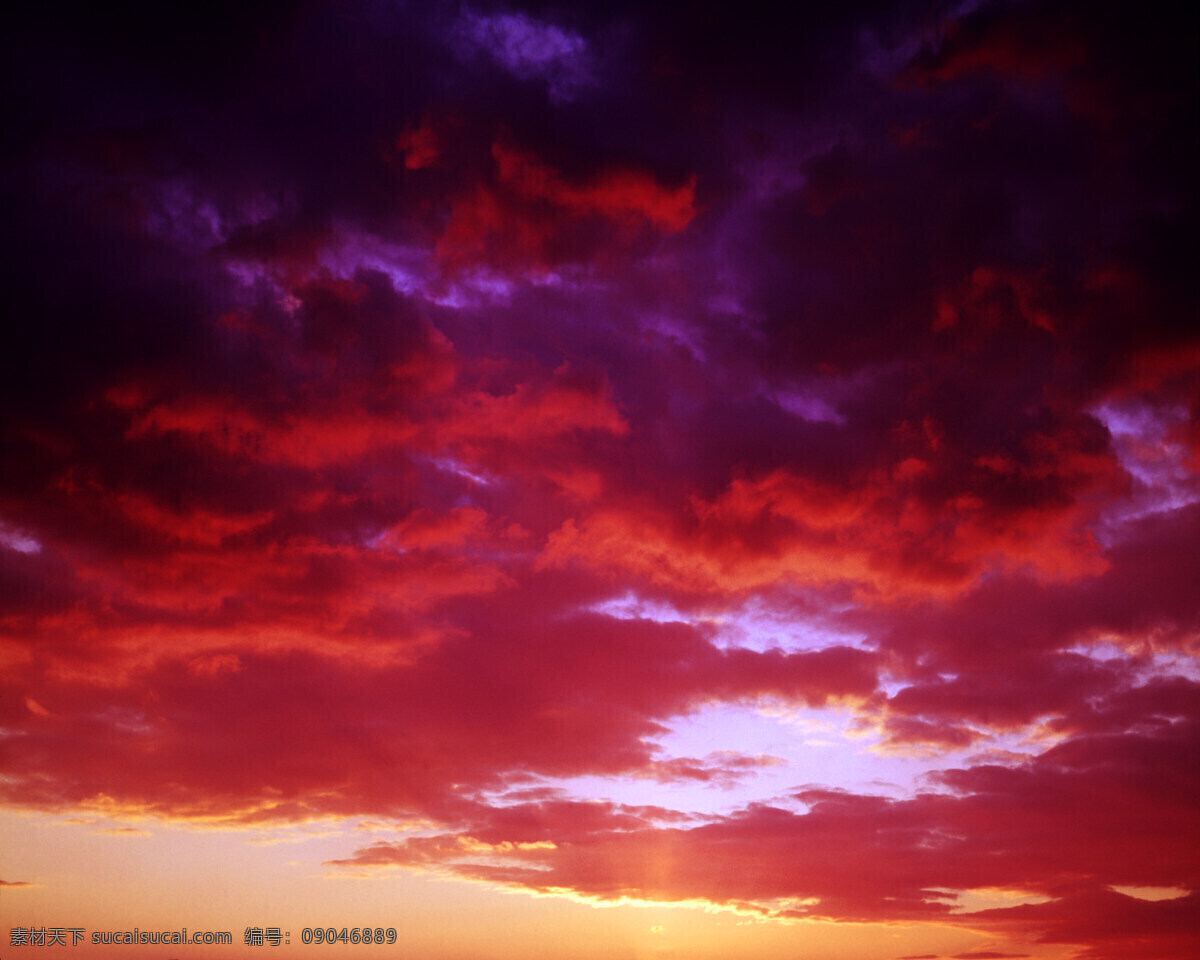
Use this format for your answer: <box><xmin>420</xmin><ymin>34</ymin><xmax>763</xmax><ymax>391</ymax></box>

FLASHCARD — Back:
<box><xmin>1</xmin><ymin>1</ymin><xmax>1198</xmax><ymax>958</ymax></box>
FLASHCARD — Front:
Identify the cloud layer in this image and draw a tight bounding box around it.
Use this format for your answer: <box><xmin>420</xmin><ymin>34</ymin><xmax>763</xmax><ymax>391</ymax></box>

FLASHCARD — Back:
<box><xmin>1</xmin><ymin>1</ymin><xmax>1197</xmax><ymax>957</ymax></box>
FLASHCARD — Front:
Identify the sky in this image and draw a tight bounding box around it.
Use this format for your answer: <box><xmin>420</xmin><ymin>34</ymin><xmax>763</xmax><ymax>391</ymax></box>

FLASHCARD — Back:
<box><xmin>1</xmin><ymin>1</ymin><xmax>1197</xmax><ymax>958</ymax></box>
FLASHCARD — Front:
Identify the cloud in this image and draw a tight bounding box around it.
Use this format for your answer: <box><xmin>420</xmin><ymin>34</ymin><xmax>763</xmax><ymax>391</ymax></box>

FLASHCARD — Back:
<box><xmin>452</xmin><ymin>9</ymin><xmax>598</xmax><ymax>102</ymax></box>
<box><xmin>328</xmin><ymin>717</ymin><xmax>1200</xmax><ymax>954</ymax></box>
<box><xmin>433</xmin><ymin>135</ymin><xmax>697</xmax><ymax>273</ymax></box>
<box><xmin>0</xmin><ymin>1</ymin><xmax>1196</xmax><ymax>959</ymax></box>
<box><xmin>0</xmin><ymin>593</ymin><xmax>878</xmax><ymax>821</ymax></box>
<box><xmin>950</xmin><ymin>953</ymin><xmax>1031</xmax><ymax>960</ymax></box>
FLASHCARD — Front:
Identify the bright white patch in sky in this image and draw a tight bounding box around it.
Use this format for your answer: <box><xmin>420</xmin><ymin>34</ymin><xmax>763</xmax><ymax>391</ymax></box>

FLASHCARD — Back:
<box><xmin>712</xmin><ymin>596</ymin><xmax>869</xmax><ymax>653</ymax></box>
<box><xmin>590</xmin><ymin>592</ymin><xmax>867</xmax><ymax>654</ymax></box>
<box><xmin>545</xmin><ymin>699</ymin><xmax>1030</xmax><ymax>818</ymax></box>
<box><xmin>1066</xmin><ymin>639</ymin><xmax>1200</xmax><ymax>683</ymax></box>
<box><xmin>590</xmin><ymin>592</ymin><xmax>692</xmax><ymax>624</ymax></box>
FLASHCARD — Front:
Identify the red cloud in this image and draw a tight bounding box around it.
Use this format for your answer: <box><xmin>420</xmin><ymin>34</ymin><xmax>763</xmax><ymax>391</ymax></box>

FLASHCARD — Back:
<box><xmin>437</xmin><ymin>362</ymin><xmax>629</xmax><ymax>448</ymax></box>
<box><xmin>876</xmin><ymin>716</ymin><xmax>983</xmax><ymax>752</ymax></box>
<box><xmin>491</xmin><ymin>140</ymin><xmax>697</xmax><ymax>232</ymax></box>
<box><xmin>2</xmin><ymin>6</ymin><xmax>1196</xmax><ymax>960</ymax></box>
<box><xmin>0</xmin><ymin>588</ymin><xmax>878</xmax><ymax>819</ymax></box>
<box><xmin>396</xmin><ymin>122</ymin><xmax>441</xmax><ymax>171</ymax></box>
<box><xmin>435</xmin><ymin>135</ymin><xmax>696</xmax><ymax>271</ymax></box>
<box><xmin>900</xmin><ymin>5</ymin><xmax>1085</xmax><ymax>89</ymax></box>
<box><xmin>539</xmin><ymin>442</ymin><xmax>1115</xmax><ymax>602</ymax></box>
<box><xmin>326</xmin><ymin>718</ymin><xmax>1200</xmax><ymax>956</ymax></box>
